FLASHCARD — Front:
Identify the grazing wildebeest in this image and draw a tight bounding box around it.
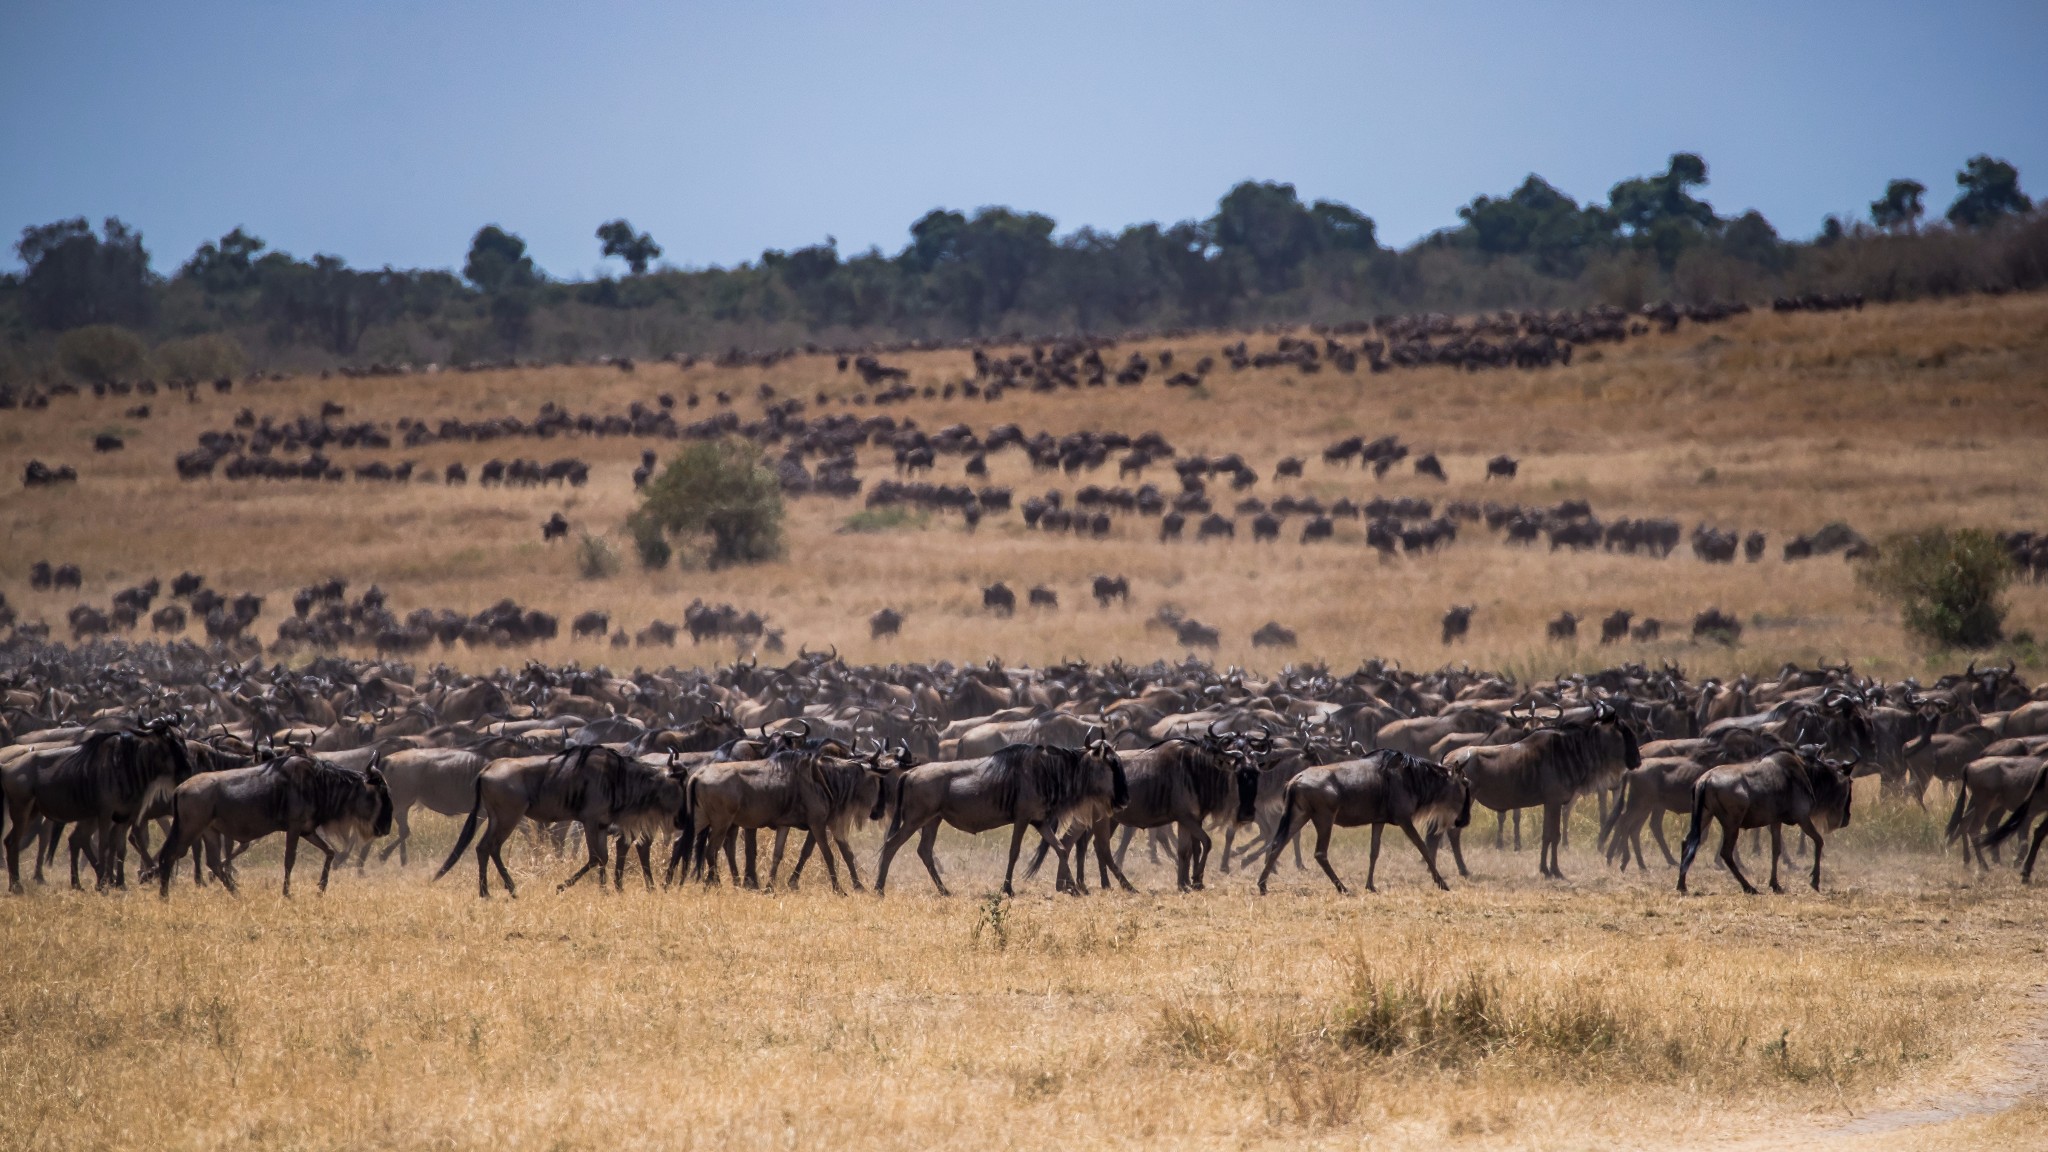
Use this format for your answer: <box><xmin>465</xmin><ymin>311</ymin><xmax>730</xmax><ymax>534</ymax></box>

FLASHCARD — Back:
<box><xmin>1257</xmin><ymin>749</ymin><xmax>1471</xmax><ymax>894</ymax></box>
<box><xmin>1485</xmin><ymin>455</ymin><xmax>1518</xmax><ymax>481</ymax></box>
<box><xmin>1028</xmin><ymin>586</ymin><xmax>1058</xmax><ymax>609</ymax></box>
<box><xmin>433</xmin><ymin>746</ymin><xmax>687</xmax><ymax>897</ymax></box>
<box><xmin>542</xmin><ymin>512</ymin><xmax>569</xmax><ymax>542</ymax></box>
<box><xmin>1968</xmin><ymin>759</ymin><xmax>2047</xmax><ymax>880</ymax></box>
<box><xmin>1677</xmin><ymin>746</ymin><xmax>1856</xmax><ymax>894</ymax></box>
<box><xmin>155</xmin><ymin>753</ymin><xmax>393</xmax><ymax>897</ymax></box>
<box><xmin>5</xmin><ymin>719</ymin><xmax>196</xmax><ymax>892</ymax></box>
<box><xmin>1442</xmin><ymin>604</ymin><xmax>1474</xmax><ymax>644</ymax></box>
<box><xmin>1600</xmin><ymin>610</ymin><xmax>1633</xmax><ymax>645</ymax></box>
<box><xmin>873</xmin><ymin>739</ymin><xmax>1128</xmax><ymax>896</ymax></box>
<box><xmin>982</xmin><ymin>583</ymin><xmax>1016</xmax><ymax>616</ymax></box>
<box><xmin>1443</xmin><ymin>705</ymin><xmax>1640</xmax><ymax>879</ymax></box>
<box><xmin>1547</xmin><ymin>612</ymin><xmax>1580</xmax><ymax>642</ymax></box>
<box><xmin>869</xmin><ymin>607</ymin><xmax>904</xmax><ymax>639</ymax></box>
<box><xmin>1092</xmin><ymin>575</ymin><xmax>1129</xmax><ymax>606</ymax></box>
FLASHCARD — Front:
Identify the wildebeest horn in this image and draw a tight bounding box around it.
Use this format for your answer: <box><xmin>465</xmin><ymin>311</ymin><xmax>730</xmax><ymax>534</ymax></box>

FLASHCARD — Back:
<box><xmin>789</xmin><ymin>718</ymin><xmax>811</xmax><ymax>738</ymax></box>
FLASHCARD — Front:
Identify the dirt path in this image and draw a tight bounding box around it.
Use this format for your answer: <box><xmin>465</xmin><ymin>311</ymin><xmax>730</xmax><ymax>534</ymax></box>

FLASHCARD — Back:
<box><xmin>1716</xmin><ymin>984</ymin><xmax>2048</xmax><ymax>1151</ymax></box>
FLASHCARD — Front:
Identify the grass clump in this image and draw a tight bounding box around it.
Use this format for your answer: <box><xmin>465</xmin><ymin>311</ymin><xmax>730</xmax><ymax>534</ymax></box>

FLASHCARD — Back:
<box><xmin>1858</xmin><ymin>527</ymin><xmax>2012</xmax><ymax>648</ymax></box>
<box><xmin>841</xmin><ymin>506</ymin><xmax>929</xmax><ymax>534</ymax></box>
<box><xmin>575</xmin><ymin>533</ymin><xmax>620</xmax><ymax>579</ymax></box>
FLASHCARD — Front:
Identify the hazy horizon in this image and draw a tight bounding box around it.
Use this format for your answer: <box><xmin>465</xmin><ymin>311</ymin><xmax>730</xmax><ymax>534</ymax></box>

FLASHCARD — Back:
<box><xmin>3</xmin><ymin>1</ymin><xmax>2044</xmax><ymax>279</ymax></box>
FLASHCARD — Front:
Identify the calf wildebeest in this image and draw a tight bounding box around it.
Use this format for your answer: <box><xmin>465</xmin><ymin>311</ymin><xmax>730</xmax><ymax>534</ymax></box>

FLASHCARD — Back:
<box><xmin>541</xmin><ymin>512</ymin><xmax>569</xmax><ymax>542</ymax></box>
<box><xmin>1092</xmin><ymin>574</ymin><xmax>1129</xmax><ymax>606</ymax></box>
<box><xmin>5</xmin><ymin>719</ymin><xmax>196</xmax><ymax>892</ymax></box>
<box><xmin>1979</xmin><ymin>763</ymin><xmax>2048</xmax><ymax>882</ymax></box>
<box><xmin>1257</xmin><ymin>749</ymin><xmax>1470</xmax><ymax>894</ymax></box>
<box><xmin>1677</xmin><ymin>745</ymin><xmax>1856</xmax><ymax>894</ymax></box>
<box><xmin>1028</xmin><ymin>585</ymin><xmax>1058</xmax><ymax>609</ymax></box>
<box><xmin>1442</xmin><ymin>704</ymin><xmax>1640</xmax><ymax>879</ymax></box>
<box><xmin>434</xmin><ymin>746</ymin><xmax>687</xmax><ymax>897</ymax></box>
<box><xmin>1600</xmin><ymin>610</ymin><xmax>1633</xmax><ymax>645</ymax></box>
<box><xmin>874</xmin><ymin>739</ymin><xmax>1128</xmax><ymax>896</ymax></box>
<box><xmin>1546</xmin><ymin>612</ymin><xmax>1580</xmax><ymax>642</ymax></box>
<box><xmin>1485</xmin><ymin>454</ymin><xmax>1518</xmax><ymax>480</ymax></box>
<box><xmin>869</xmin><ymin>607</ymin><xmax>904</xmax><ymax>639</ymax></box>
<box><xmin>982</xmin><ymin>582</ymin><xmax>1016</xmax><ymax>616</ymax></box>
<box><xmin>156</xmin><ymin>753</ymin><xmax>393</xmax><ymax>897</ymax></box>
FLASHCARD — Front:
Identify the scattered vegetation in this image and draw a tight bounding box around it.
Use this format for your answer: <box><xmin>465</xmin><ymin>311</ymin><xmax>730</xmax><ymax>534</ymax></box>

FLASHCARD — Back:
<box><xmin>1859</xmin><ymin>527</ymin><xmax>2012</xmax><ymax>648</ymax></box>
<box><xmin>574</xmin><ymin>533</ymin><xmax>620</xmax><ymax>580</ymax></box>
<box><xmin>840</xmin><ymin>506</ymin><xmax>929</xmax><ymax>534</ymax></box>
<box><xmin>633</xmin><ymin>439</ymin><xmax>784</xmax><ymax>568</ymax></box>
<box><xmin>54</xmin><ymin>324</ymin><xmax>148</xmax><ymax>385</ymax></box>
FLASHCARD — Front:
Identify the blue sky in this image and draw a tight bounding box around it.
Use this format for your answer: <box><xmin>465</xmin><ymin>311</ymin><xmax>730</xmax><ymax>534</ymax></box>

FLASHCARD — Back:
<box><xmin>3</xmin><ymin>1</ymin><xmax>2043</xmax><ymax>278</ymax></box>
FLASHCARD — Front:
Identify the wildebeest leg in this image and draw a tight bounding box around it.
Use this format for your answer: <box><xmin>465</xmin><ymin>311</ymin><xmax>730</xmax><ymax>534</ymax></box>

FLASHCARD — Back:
<box><xmin>664</xmin><ymin>831</ymin><xmax>692</xmax><ymax>886</ymax></box>
<box><xmin>1112</xmin><ymin>825</ymin><xmax>1135</xmax><ymax>869</ymax></box>
<box><xmin>833</xmin><ymin>830</ymin><xmax>865</xmax><ymax>892</ymax></box>
<box><xmin>1001</xmin><ymin>821</ymin><xmax>1029</xmax><ymax>896</ymax></box>
<box><xmin>635</xmin><ymin>839</ymin><xmax>654</xmax><ymax>890</ymax></box>
<box><xmin>204</xmin><ymin>836</ymin><xmax>238</xmax><ymax>894</ymax></box>
<box><xmin>1174</xmin><ymin>818</ymin><xmax>1197</xmax><ymax>892</ymax></box>
<box><xmin>1493</xmin><ymin>809</ymin><xmax>1506</xmax><ymax>849</ymax></box>
<box><xmin>477</xmin><ymin>814</ymin><xmax>520</xmax><ymax>898</ymax></box>
<box><xmin>378</xmin><ymin>807</ymin><xmax>411</xmax><ymax>865</ymax></box>
<box><xmin>2020</xmin><ymin>815</ymin><xmax>2047</xmax><ymax>882</ymax></box>
<box><xmin>1092</xmin><ymin>820</ymin><xmax>1135</xmax><ymax>891</ymax></box>
<box><xmin>1189</xmin><ymin>822</ymin><xmax>1214</xmax><ymax>890</ymax></box>
<box><xmin>1401</xmin><ymin>820</ymin><xmax>1450</xmax><ymax>890</ymax></box>
<box><xmin>1312</xmin><ymin>815</ymin><xmax>1347</xmax><ymax>894</ymax></box>
<box><xmin>1365</xmin><ymin>823</ymin><xmax>1383</xmax><ymax>892</ymax></box>
<box><xmin>1718</xmin><ymin>819</ymin><xmax>1758</xmax><ymax>895</ymax></box>
<box><xmin>1513</xmin><ymin>808</ymin><xmax>1522</xmax><ymax>851</ymax></box>
<box><xmin>743</xmin><ymin>828</ymin><xmax>761</xmax><ymax>890</ymax></box>
<box><xmin>1218</xmin><ymin>824</ymin><xmax>1237</xmax><ymax>873</ymax></box>
<box><xmin>770</xmin><ymin>828</ymin><xmax>794</xmax><ymax>889</ymax></box>
<box><xmin>68</xmin><ymin>823</ymin><xmax>97</xmax><ymax>890</ymax></box>
<box><xmin>1045</xmin><ymin>820</ymin><xmax>1079</xmax><ymax>896</ymax></box>
<box><xmin>873</xmin><ymin>820</ymin><xmax>917</xmax><ymax>895</ymax></box>
<box><xmin>1650</xmin><ymin>812</ymin><xmax>1676</xmax><ymax>867</ymax></box>
<box><xmin>1766</xmin><ymin>825</ymin><xmax>1784</xmax><ymax>894</ymax></box>
<box><xmin>809</xmin><ymin>819</ymin><xmax>845</xmax><ymax>893</ymax></box>
<box><xmin>281</xmin><ymin>832</ymin><xmax>300</xmax><ymax>897</ymax></box>
<box><xmin>1540</xmin><ymin>804</ymin><xmax>1565</xmax><ymax>879</ymax></box>
<box><xmin>1797</xmin><ymin>820</ymin><xmax>1826</xmax><ymax>891</ymax></box>
<box><xmin>304</xmin><ymin>830</ymin><xmax>340</xmax><ymax>892</ymax></box>
<box><xmin>718</xmin><ymin>827</ymin><xmax>741</xmax><ymax>886</ymax></box>
<box><xmin>558</xmin><ymin>824</ymin><xmax>611</xmax><ymax>891</ymax></box>
<box><xmin>915</xmin><ymin>822</ymin><xmax>948</xmax><ymax>895</ymax></box>
<box><xmin>1446</xmin><ymin>824</ymin><xmax>1470</xmax><ymax>878</ymax></box>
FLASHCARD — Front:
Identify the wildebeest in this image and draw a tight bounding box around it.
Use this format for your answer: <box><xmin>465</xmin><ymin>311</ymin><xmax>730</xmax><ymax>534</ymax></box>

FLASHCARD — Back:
<box><xmin>1251</xmin><ymin>621</ymin><xmax>1297</xmax><ymax>648</ymax></box>
<box><xmin>685</xmin><ymin>743</ymin><xmax>892</xmax><ymax>893</ymax></box>
<box><xmin>1055</xmin><ymin>727</ymin><xmax>1256</xmax><ymax>892</ymax></box>
<box><xmin>156</xmin><ymin>753</ymin><xmax>393</xmax><ymax>897</ymax></box>
<box><xmin>1485</xmin><ymin>455</ymin><xmax>1518</xmax><ymax>481</ymax></box>
<box><xmin>571</xmin><ymin>610</ymin><xmax>610</xmax><ymax>638</ymax></box>
<box><xmin>1092</xmin><ymin>575</ymin><xmax>1129</xmax><ymax>606</ymax></box>
<box><xmin>433</xmin><ymin>746</ymin><xmax>687</xmax><ymax>896</ymax></box>
<box><xmin>1547</xmin><ymin>612</ymin><xmax>1580</xmax><ymax>642</ymax></box>
<box><xmin>1159</xmin><ymin>512</ymin><xmax>1185</xmax><ymax>541</ymax></box>
<box><xmin>874</xmin><ymin>739</ymin><xmax>1128</xmax><ymax>896</ymax></box>
<box><xmin>374</xmin><ymin>737</ymin><xmax>532</xmax><ymax>866</ymax></box>
<box><xmin>1028</xmin><ymin>586</ymin><xmax>1058</xmax><ymax>609</ymax></box>
<box><xmin>1630</xmin><ymin>617</ymin><xmax>1664</xmax><ymax>642</ymax></box>
<box><xmin>5</xmin><ymin>719</ymin><xmax>196</xmax><ymax>892</ymax></box>
<box><xmin>982</xmin><ymin>583</ymin><xmax>1016</xmax><ymax>616</ymax></box>
<box><xmin>542</xmin><ymin>512</ymin><xmax>569</xmax><ymax>542</ymax></box>
<box><xmin>1414</xmin><ymin>453</ymin><xmax>1446</xmax><ymax>482</ymax></box>
<box><xmin>1959</xmin><ymin>758</ymin><xmax>2046</xmax><ymax>878</ymax></box>
<box><xmin>869</xmin><ymin>607</ymin><xmax>904</xmax><ymax>639</ymax></box>
<box><xmin>1257</xmin><ymin>749</ymin><xmax>1470</xmax><ymax>894</ymax></box>
<box><xmin>1677</xmin><ymin>745</ymin><xmax>1856</xmax><ymax>894</ymax></box>
<box><xmin>1441</xmin><ymin>604</ymin><xmax>1474</xmax><ymax>644</ymax></box>
<box><xmin>1600</xmin><ymin>610</ymin><xmax>1633</xmax><ymax>645</ymax></box>
<box><xmin>1442</xmin><ymin>705</ymin><xmax>1640</xmax><ymax>879</ymax></box>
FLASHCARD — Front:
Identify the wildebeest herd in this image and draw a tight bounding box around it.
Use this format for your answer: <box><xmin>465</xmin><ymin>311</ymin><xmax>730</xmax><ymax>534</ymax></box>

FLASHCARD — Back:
<box><xmin>3</xmin><ymin>640</ymin><xmax>2043</xmax><ymax>904</ymax></box>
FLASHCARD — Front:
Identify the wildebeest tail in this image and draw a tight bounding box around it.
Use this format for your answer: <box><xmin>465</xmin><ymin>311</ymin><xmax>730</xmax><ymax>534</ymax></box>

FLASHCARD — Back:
<box><xmin>1270</xmin><ymin>783</ymin><xmax>1301</xmax><ymax>854</ymax></box>
<box><xmin>432</xmin><ymin>776</ymin><xmax>487</xmax><ymax>881</ymax></box>
<box><xmin>1982</xmin><ymin>765</ymin><xmax>2046</xmax><ymax>850</ymax></box>
<box><xmin>155</xmin><ymin>805</ymin><xmax>187</xmax><ymax>897</ymax></box>
<box><xmin>1944</xmin><ymin>773</ymin><xmax>1970</xmax><ymax>845</ymax></box>
<box><xmin>1678</xmin><ymin>777</ymin><xmax>1709</xmax><ymax>877</ymax></box>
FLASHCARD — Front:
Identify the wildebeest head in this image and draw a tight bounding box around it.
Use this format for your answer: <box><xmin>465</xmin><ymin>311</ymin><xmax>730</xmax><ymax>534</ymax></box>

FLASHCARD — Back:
<box><xmin>1080</xmin><ymin>730</ymin><xmax>1128</xmax><ymax>810</ymax></box>
<box><xmin>366</xmin><ymin>763</ymin><xmax>395</xmax><ymax>838</ymax></box>
<box><xmin>1795</xmin><ymin>744</ymin><xmax>1857</xmax><ymax>831</ymax></box>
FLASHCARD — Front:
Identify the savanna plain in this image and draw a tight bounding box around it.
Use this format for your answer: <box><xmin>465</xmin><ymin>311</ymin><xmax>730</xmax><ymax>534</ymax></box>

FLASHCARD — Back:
<box><xmin>3</xmin><ymin>293</ymin><xmax>2048</xmax><ymax>1150</ymax></box>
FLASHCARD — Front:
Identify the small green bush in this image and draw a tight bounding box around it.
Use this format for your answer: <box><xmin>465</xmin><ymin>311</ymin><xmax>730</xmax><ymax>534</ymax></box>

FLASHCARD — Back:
<box><xmin>635</xmin><ymin>439</ymin><xmax>784</xmax><ymax>567</ymax></box>
<box><xmin>153</xmin><ymin>333</ymin><xmax>246</xmax><ymax>382</ymax></box>
<box><xmin>1857</xmin><ymin>527</ymin><xmax>2011</xmax><ymax>648</ymax></box>
<box><xmin>627</xmin><ymin>512</ymin><xmax>671</xmax><ymax>569</ymax></box>
<box><xmin>840</xmin><ymin>506</ymin><xmax>928</xmax><ymax>533</ymax></box>
<box><xmin>57</xmin><ymin>325</ymin><xmax>149</xmax><ymax>384</ymax></box>
<box><xmin>575</xmin><ymin>533</ymin><xmax>620</xmax><ymax>579</ymax></box>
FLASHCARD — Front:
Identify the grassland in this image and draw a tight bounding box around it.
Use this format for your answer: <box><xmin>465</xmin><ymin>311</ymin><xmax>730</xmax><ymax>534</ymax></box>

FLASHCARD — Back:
<box><xmin>3</xmin><ymin>293</ymin><xmax>2048</xmax><ymax>1150</ymax></box>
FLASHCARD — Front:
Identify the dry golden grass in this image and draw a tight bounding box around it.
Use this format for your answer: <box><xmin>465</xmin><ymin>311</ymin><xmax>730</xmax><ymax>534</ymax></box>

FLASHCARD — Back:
<box><xmin>1</xmin><ymin>813</ymin><xmax>2044</xmax><ymax>1152</ymax></box>
<box><xmin>2</xmin><ymin>293</ymin><xmax>2046</xmax><ymax>676</ymax></box>
<box><xmin>5</xmin><ymin>294</ymin><xmax>2048</xmax><ymax>1149</ymax></box>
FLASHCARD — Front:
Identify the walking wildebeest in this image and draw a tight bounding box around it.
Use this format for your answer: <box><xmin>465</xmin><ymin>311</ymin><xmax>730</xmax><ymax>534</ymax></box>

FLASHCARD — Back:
<box><xmin>156</xmin><ymin>753</ymin><xmax>393</xmax><ymax>897</ymax></box>
<box><xmin>1947</xmin><ymin>756</ymin><xmax>2045</xmax><ymax>871</ymax></box>
<box><xmin>1442</xmin><ymin>604</ymin><xmax>1474</xmax><ymax>645</ymax></box>
<box><xmin>1442</xmin><ymin>704</ymin><xmax>1640</xmax><ymax>879</ymax></box>
<box><xmin>1977</xmin><ymin>761</ymin><xmax>2047</xmax><ymax>881</ymax></box>
<box><xmin>1257</xmin><ymin>749</ymin><xmax>1471</xmax><ymax>894</ymax></box>
<box><xmin>1034</xmin><ymin>725</ymin><xmax>1256</xmax><ymax>892</ymax></box>
<box><xmin>873</xmin><ymin>739</ymin><xmax>1127</xmax><ymax>896</ymax></box>
<box><xmin>5</xmin><ymin>718</ymin><xmax>196</xmax><ymax>892</ymax></box>
<box><xmin>433</xmin><ymin>746</ymin><xmax>687</xmax><ymax>897</ymax></box>
<box><xmin>1677</xmin><ymin>746</ymin><xmax>1856</xmax><ymax>894</ymax></box>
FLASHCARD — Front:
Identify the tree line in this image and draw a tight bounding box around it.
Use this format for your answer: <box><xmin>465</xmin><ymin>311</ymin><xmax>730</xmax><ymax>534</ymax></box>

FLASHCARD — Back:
<box><xmin>2</xmin><ymin>153</ymin><xmax>2041</xmax><ymax>387</ymax></box>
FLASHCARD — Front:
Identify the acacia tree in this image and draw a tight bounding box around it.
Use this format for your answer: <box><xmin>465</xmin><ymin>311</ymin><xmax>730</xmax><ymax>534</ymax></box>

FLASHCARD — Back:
<box><xmin>1870</xmin><ymin>179</ymin><xmax>1926</xmax><ymax>232</ymax></box>
<box><xmin>596</xmin><ymin>219</ymin><xmax>662</xmax><ymax>275</ymax></box>
<box><xmin>630</xmin><ymin>440</ymin><xmax>784</xmax><ymax>567</ymax></box>
<box><xmin>1947</xmin><ymin>156</ymin><xmax>2031</xmax><ymax>229</ymax></box>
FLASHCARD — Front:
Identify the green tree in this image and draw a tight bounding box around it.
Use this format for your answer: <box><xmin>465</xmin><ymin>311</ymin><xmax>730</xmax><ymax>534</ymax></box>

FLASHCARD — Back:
<box><xmin>1607</xmin><ymin>153</ymin><xmax>1719</xmax><ymax>269</ymax></box>
<box><xmin>1869</xmin><ymin>179</ymin><xmax>1926</xmax><ymax>232</ymax></box>
<box><xmin>463</xmin><ymin>225</ymin><xmax>540</xmax><ymax>292</ymax></box>
<box><xmin>596</xmin><ymin>219</ymin><xmax>662</xmax><ymax>275</ymax></box>
<box><xmin>180</xmin><ymin>227</ymin><xmax>268</xmax><ymax>293</ymax></box>
<box><xmin>1858</xmin><ymin>528</ymin><xmax>2013</xmax><ymax>648</ymax></box>
<box><xmin>1946</xmin><ymin>156</ymin><xmax>2031</xmax><ymax>229</ymax></box>
<box><xmin>1456</xmin><ymin>175</ymin><xmax>1613</xmax><ymax>276</ymax></box>
<box><xmin>56</xmin><ymin>324</ymin><xmax>150</xmax><ymax>384</ymax></box>
<box><xmin>632</xmin><ymin>440</ymin><xmax>785</xmax><ymax>567</ymax></box>
<box><xmin>15</xmin><ymin>217</ymin><xmax>156</xmax><ymax>331</ymax></box>
<box><xmin>1212</xmin><ymin>181</ymin><xmax>1322</xmax><ymax>292</ymax></box>
<box><xmin>1719</xmin><ymin>210</ymin><xmax>1789</xmax><ymax>271</ymax></box>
